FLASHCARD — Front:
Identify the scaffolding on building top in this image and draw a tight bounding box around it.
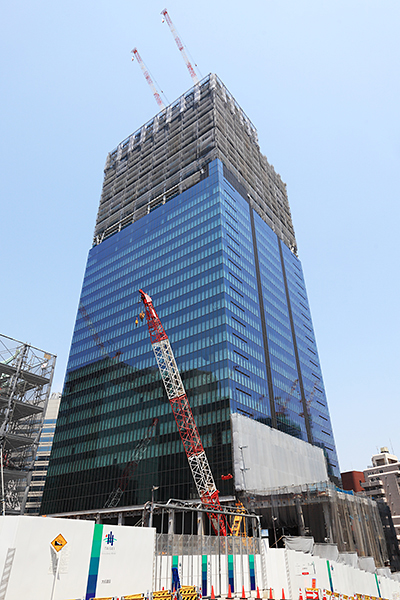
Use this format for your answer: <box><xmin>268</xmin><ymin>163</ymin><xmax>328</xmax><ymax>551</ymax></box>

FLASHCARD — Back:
<box><xmin>93</xmin><ymin>74</ymin><xmax>296</xmax><ymax>255</ymax></box>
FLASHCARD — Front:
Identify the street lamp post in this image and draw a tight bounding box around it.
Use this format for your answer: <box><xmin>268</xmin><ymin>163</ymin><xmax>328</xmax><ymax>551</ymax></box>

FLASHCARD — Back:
<box><xmin>272</xmin><ymin>516</ymin><xmax>278</xmax><ymax>547</ymax></box>
<box><xmin>149</xmin><ymin>485</ymin><xmax>159</xmax><ymax>528</ymax></box>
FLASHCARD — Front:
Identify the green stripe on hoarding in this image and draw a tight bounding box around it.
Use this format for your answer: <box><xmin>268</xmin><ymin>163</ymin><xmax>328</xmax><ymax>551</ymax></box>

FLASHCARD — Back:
<box><xmin>375</xmin><ymin>573</ymin><xmax>381</xmax><ymax>598</ymax></box>
<box><xmin>85</xmin><ymin>523</ymin><xmax>103</xmax><ymax>600</ymax></box>
<box><xmin>228</xmin><ymin>554</ymin><xmax>234</xmax><ymax>593</ymax></box>
<box><xmin>202</xmin><ymin>554</ymin><xmax>207</xmax><ymax>597</ymax></box>
<box><xmin>249</xmin><ymin>554</ymin><xmax>255</xmax><ymax>590</ymax></box>
<box><xmin>326</xmin><ymin>560</ymin><xmax>333</xmax><ymax>593</ymax></box>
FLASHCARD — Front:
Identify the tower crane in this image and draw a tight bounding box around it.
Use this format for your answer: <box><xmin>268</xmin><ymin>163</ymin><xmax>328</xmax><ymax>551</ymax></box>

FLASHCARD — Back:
<box><xmin>299</xmin><ymin>381</ymin><xmax>318</xmax><ymax>419</ymax></box>
<box><xmin>139</xmin><ymin>289</ymin><xmax>227</xmax><ymax>536</ymax></box>
<box><xmin>104</xmin><ymin>417</ymin><xmax>159</xmax><ymax>508</ymax></box>
<box><xmin>78</xmin><ymin>303</ymin><xmax>121</xmax><ymax>361</ymax></box>
<box><xmin>131</xmin><ymin>48</ymin><xmax>166</xmax><ymax>110</ymax></box>
<box><xmin>161</xmin><ymin>9</ymin><xmax>199</xmax><ymax>85</ymax></box>
<box><xmin>276</xmin><ymin>378</ymin><xmax>298</xmax><ymax>417</ymax></box>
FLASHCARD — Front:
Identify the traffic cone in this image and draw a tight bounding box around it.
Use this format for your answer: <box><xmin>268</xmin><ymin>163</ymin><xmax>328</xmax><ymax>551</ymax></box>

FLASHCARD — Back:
<box><xmin>282</xmin><ymin>590</ymin><xmax>285</xmax><ymax>600</ymax></box>
<box><xmin>299</xmin><ymin>589</ymin><xmax>304</xmax><ymax>600</ymax></box>
<box><xmin>256</xmin><ymin>587</ymin><xmax>261</xmax><ymax>599</ymax></box>
<box><xmin>242</xmin><ymin>585</ymin><xmax>247</xmax><ymax>599</ymax></box>
<box><xmin>227</xmin><ymin>585</ymin><xmax>232</xmax><ymax>599</ymax></box>
<box><xmin>269</xmin><ymin>589</ymin><xmax>274</xmax><ymax>600</ymax></box>
<box><xmin>322</xmin><ymin>590</ymin><xmax>327</xmax><ymax>600</ymax></box>
<box><xmin>212</xmin><ymin>586</ymin><xmax>215</xmax><ymax>600</ymax></box>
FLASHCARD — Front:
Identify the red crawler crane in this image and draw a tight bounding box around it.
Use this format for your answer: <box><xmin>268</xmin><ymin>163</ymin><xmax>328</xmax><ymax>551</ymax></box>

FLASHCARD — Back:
<box><xmin>139</xmin><ymin>289</ymin><xmax>227</xmax><ymax>536</ymax></box>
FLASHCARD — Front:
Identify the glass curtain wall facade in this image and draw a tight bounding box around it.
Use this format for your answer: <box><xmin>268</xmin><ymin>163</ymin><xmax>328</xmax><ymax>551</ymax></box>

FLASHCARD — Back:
<box><xmin>41</xmin><ymin>156</ymin><xmax>339</xmax><ymax>514</ymax></box>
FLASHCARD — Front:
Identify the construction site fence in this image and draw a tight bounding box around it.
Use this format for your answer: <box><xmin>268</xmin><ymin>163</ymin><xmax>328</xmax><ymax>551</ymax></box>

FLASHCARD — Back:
<box><xmin>154</xmin><ymin>532</ymin><xmax>264</xmax><ymax>596</ymax></box>
<box><xmin>152</xmin><ymin>535</ymin><xmax>400</xmax><ymax>600</ymax></box>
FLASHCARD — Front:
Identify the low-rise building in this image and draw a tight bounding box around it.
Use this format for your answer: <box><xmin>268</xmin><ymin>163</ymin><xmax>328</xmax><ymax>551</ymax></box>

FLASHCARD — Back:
<box><xmin>363</xmin><ymin>448</ymin><xmax>400</xmax><ymax>544</ymax></box>
<box><xmin>342</xmin><ymin>470</ymin><xmax>365</xmax><ymax>493</ymax></box>
<box><xmin>24</xmin><ymin>392</ymin><xmax>61</xmax><ymax>515</ymax></box>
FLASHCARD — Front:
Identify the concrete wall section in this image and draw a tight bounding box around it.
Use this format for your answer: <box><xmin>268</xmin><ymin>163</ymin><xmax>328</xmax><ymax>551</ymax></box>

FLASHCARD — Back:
<box><xmin>232</xmin><ymin>414</ymin><xmax>328</xmax><ymax>492</ymax></box>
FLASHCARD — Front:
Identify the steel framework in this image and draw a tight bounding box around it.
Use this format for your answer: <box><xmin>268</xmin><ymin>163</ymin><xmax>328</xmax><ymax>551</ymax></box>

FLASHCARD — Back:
<box><xmin>0</xmin><ymin>334</ymin><xmax>55</xmax><ymax>514</ymax></box>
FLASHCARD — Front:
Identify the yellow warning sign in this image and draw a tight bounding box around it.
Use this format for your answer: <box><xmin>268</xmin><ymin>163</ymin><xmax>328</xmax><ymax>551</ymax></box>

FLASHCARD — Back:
<box><xmin>50</xmin><ymin>533</ymin><xmax>67</xmax><ymax>552</ymax></box>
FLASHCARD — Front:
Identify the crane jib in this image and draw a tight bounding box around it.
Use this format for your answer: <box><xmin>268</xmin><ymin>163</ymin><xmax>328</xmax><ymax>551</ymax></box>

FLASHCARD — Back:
<box><xmin>139</xmin><ymin>289</ymin><xmax>228</xmax><ymax>536</ymax></box>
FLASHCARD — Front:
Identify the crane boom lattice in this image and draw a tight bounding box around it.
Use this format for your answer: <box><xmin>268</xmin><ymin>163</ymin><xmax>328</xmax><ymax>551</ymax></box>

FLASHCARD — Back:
<box><xmin>161</xmin><ymin>9</ymin><xmax>199</xmax><ymax>85</ymax></box>
<box><xmin>79</xmin><ymin>303</ymin><xmax>121</xmax><ymax>361</ymax></box>
<box><xmin>131</xmin><ymin>48</ymin><xmax>165</xmax><ymax>109</ymax></box>
<box><xmin>79</xmin><ymin>304</ymin><xmax>107</xmax><ymax>358</ymax></box>
<box><xmin>139</xmin><ymin>289</ymin><xmax>227</xmax><ymax>535</ymax></box>
<box><xmin>104</xmin><ymin>417</ymin><xmax>158</xmax><ymax>509</ymax></box>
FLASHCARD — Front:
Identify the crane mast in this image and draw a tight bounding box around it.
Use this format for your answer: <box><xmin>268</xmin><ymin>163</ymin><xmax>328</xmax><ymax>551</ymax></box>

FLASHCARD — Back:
<box><xmin>139</xmin><ymin>289</ymin><xmax>227</xmax><ymax>535</ymax></box>
<box><xmin>131</xmin><ymin>48</ymin><xmax>166</xmax><ymax>110</ymax></box>
<box><xmin>161</xmin><ymin>9</ymin><xmax>199</xmax><ymax>85</ymax></box>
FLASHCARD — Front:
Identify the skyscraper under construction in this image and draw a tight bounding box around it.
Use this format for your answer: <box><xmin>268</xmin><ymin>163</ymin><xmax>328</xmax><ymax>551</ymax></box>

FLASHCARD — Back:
<box><xmin>41</xmin><ymin>74</ymin><xmax>340</xmax><ymax>514</ymax></box>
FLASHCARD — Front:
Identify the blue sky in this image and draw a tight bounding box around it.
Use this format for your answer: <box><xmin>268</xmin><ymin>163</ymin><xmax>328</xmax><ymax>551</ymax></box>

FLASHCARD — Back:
<box><xmin>1</xmin><ymin>1</ymin><xmax>399</xmax><ymax>473</ymax></box>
